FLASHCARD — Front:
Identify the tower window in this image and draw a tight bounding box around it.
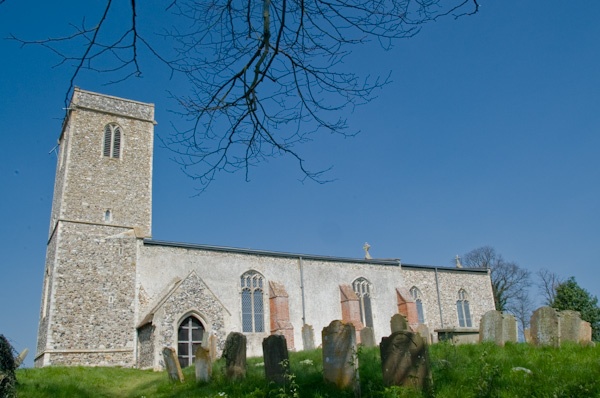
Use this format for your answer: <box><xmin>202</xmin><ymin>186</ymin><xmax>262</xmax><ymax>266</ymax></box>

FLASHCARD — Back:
<box><xmin>103</xmin><ymin>124</ymin><xmax>122</xmax><ymax>158</ymax></box>
<box><xmin>240</xmin><ymin>271</ymin><xmax>265</xmax><ymax>333</ymax></box>
<box><xmin>352</xmin><ymin>277</ymin><xmax>373</xmax><ymax>328</ymax></box>
<box><xmin>104</xmin><ymin>209</ymin><xmax>112</xmax><ymax>222</ymax></box>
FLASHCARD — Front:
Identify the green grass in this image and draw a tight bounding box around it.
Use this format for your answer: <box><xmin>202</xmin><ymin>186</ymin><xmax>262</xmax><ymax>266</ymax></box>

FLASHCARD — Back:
<box><xmin>16</xmin><ymin>343</ymin><xmax>600</xmax><ymax>397</ymax></box>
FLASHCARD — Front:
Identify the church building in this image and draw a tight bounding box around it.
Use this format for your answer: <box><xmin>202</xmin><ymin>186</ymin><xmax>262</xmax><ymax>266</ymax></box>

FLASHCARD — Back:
<box><xmin>35</xmin><ymin>89</ymin><xmax>496</xmax><ymax>369</ymax></box>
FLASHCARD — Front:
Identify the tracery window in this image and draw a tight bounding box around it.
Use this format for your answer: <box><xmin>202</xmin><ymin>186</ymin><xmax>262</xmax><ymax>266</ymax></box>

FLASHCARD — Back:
<box><xmin>456</xmin><ymin>289</ymin><xmax>472</xmax><ymax>327</ymax></box>
<box><xmin>241</xmin><ymin>271</ymin><xmax>265</xmax><ymax>332</ymax></box>
<box><xmin>352</xmin><ymin>277</ymin><xmax>373</xmax><ymax>328</ymax></box>
<box><xmin>103</xmin><ymin>123</ymin><xmax>122</xmax><ymax>158</ymax></box>
<box><xmin>410</xmin><ymin>286</ymin><xmax>425</xmax><ymax>324</ymax></box>
<box><xmin>177</xmin><ymin>316</ymin><xmax>205</xmax><ymax>368</ymax></box>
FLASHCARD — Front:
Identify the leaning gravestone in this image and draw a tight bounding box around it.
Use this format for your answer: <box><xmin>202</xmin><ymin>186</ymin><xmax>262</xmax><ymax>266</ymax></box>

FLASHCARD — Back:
<box><xmin>380</xmin><ymin>331</ymin><xmax>431</xmax><ymax>390</ymax></box>
<box><xmin>360</xmin><ymin>327</ymin><xmax>376</xmax><ymax>348</ymax></box>
<box><xmin>530</xmin><ymin>306</ymin><xmax>560</xmax><ymax>347</ymax></box>
<box><xmin>263</xmin><ymin>335</ymin><xmax>289</xmax><ymax>385</ymax></box>
<box><xmin>162</xmin><ymin>347</ymin><xmax>184</xmax><ymax>382</ymax></box>
<box><xmin>195</xmin><ymin>346</ymin><xmax>212</xmax><ymax>382</ymax></box>
<box><xmin>222</xmin><ymin>332</ymin><xmax>247</xmax><ymax>380</ymax></box>
<box><xmin>322</xmin><ymin>320</ymin><xmax>360</xmax><ymax>392</ymax></box>
<box><xmin>390</xmin><ymin>314</ymin><xmax>409</xmax><ymax>333</ymax></box>
<box><xmin>302</xmin><ymin>324</ymin><xmax>315</xmax><ymax>350</ymax></box>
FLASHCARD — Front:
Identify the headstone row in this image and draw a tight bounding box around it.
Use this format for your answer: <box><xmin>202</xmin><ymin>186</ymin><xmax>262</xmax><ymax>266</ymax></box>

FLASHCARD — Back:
<box><xmin>529</xmin><ymin>306</ymin><xmax>592</xmax><ymax>347</ymax></box>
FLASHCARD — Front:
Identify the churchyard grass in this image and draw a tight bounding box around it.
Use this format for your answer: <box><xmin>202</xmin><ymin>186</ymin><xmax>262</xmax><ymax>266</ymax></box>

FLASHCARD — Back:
<box><xmin>16</xmin><ymin>343</ymin><xmax>600</xmax><ymax>397</ymax></box>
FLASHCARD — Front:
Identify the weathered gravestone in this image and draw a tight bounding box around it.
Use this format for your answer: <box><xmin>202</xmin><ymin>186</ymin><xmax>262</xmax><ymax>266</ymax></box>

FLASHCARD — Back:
<box><xmin>390</xmin><ymin>314</ymin><xmax>409</xmax><ymax>333</ymax></box>
<box><xmin>360</xmin><ymin>327</ymin><xmax>376</xmax><ymax>348</ymax></box>
<box><xmin>559</xmin><ymin>310</ymin><xmax>582</xmax><ymax>343</ymax></box>
<box><xmin>479</xmin><ymin>311</ymin><xmax>517</xmax><ymax>346</ymax></box>
<box><xmin>416</xmin><ymin>324</ymin><xmax>432</xmax><ymax>345</ymax></box>
<box><xmin>380</xmin><ymin>331</ymin><xmax>431</xmax><ymax>390</ymax></box>
<box><xmin>530</xmin><ymin>306</ymin><xmax>560</xmax><ymax>347</ymax></box>
<box><xmin>222</xmin><ymin>332</ymin><xmax>247</xmax><ymax>380</ymax></box>
<box><xmin>302</xmin><ymin>324</ymin><xmax>315</xmax><ymax>350</ymax></box>
<box><xmin>579</xmin><ymin>320</ymin><xmax>593</xmax><ymax>344</ymax></box>
<box><xmin>162</xmin><ymin>347</ymin><xmax>184</xmax><ymax>382</ymax></box>
<box><xmin>202</xmin><ymin>332</ymin><xmax>218</xmax><ymax>362</ymax></box>
<box><xmin>195</xmin><ymin>346</ymin><xmax>212</xmax><ymax>382</ymax></box>
<box><xmin>263</xmin><ymin>335</ymin><xmax>289</xmax><ymax>385</ymax></box>
<box><xmin>503</xmin><ymin>313</ymin><xmax>518</xmax><ymax>343</ymax></box>
<box><xmin>322</xmin><ymin>320</ymin><xmax>360</xmax><ymax>392</ymax></box>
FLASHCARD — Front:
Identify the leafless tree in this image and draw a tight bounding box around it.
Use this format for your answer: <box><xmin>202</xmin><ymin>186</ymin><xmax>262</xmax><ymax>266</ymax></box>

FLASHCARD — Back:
<box><xmin>509</xmin><ymin>288</ymin><xmax>534</xmax><ymax>340</ymax></box>
<box><xmin>536</xmin><ymin>268</ymin><xmax>563</xmax><ymax>306</ymax></box>
<box><xmin>11</xmin><ymin>0</ymin><xmax>479</xmax><ymax>191</ymax></box>
<box><xmin>462</xmin><ymin>246</ymin><xmax>531</xmax><ymax>313</ymax></box>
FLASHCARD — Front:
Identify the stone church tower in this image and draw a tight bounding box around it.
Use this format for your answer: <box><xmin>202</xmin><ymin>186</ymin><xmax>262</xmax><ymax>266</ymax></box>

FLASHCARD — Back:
<box><xmin>35</xmin><ymin>89</ymin><xmax>155</xmax><ymax>366</ymax></box>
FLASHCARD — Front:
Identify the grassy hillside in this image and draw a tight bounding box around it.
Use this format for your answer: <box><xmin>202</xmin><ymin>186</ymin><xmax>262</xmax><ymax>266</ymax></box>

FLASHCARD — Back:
<box><xmin>16</xmin><ymin>343</ymin><xmax>600</xmax><ymax>398</ymax></box>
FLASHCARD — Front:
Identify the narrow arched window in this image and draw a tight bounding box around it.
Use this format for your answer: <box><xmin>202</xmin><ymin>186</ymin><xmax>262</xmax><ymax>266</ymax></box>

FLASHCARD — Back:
<box><xmin>241</xmin><ymin>271</ymin><xmax>264</xmax><ymax>333</ymax></box>
<box><xmin>352</xmin><ymin>277</ymin><xmax>373</xmax><ymax>328</ymax></box>
<box><xmin>103</xmin><ymin>124</ymin><xmax>122</xmax><ymax>158</ymax></box>
<box><xmin>457</xmin><ymin>289</ymin><xmax>472</xmax><ymax>327</ymax></box>
<box><xmin>177</xmin><ymin>316</ymin><xmax>205</xmax><ymax>368</ymax></box>
<box><xmin>410</xmin><ymin>286</ymin><xmax>425</xmax><ymax>324</ymax></box>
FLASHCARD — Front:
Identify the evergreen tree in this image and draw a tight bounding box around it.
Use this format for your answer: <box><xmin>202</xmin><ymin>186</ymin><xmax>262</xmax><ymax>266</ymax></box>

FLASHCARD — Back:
<box><xmin>0</xmin><ymin>334</ymin><xmax>17</xmax><ymax>398</ymax></box>
<box><xmin>551</xmin><ymin>277</ymin><xmax>600</xmax><ymax>341</ymax></box>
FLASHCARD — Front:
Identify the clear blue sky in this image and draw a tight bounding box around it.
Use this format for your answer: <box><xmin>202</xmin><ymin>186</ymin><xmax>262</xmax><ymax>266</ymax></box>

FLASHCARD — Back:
<box><xmin>1</xmin><ymin>1</ymin><xmax>599</xmax><ymax>367</ymax></box>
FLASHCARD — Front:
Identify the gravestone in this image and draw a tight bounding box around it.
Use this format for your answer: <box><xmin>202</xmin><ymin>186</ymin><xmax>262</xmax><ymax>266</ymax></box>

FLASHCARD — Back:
<box><xmin>479</xmin><ymin>310</ymin><xmax>504</xmax><ymax>344</ymax></box>
<box><xmin>195</xmin><ymin>346</ymin><xmax>212</xmax><ymax>382</ymax></box>
<box><xmin>162</xmin><ymin>347</ymin><xmax>184</xmax><ymax>382</ymax></box>
<box><xmin>262</xmin><ymin>335</ymin><xmax>289</xmax><ymax>384</ymax></box>
<box><xmin>222</xmin><ymin>332</ymin><xmax>247</xmax><ymax>380</ymax></box>
<box><xmin>360</xmin><ymin>327</ymin><xmax>376</xmax><ymax>348</ymax></box>
<box><xmin>14</xmin><ymin>349</ymin><xmax>28</xmax><ymax>368</ymax></box>
<box><xmin>203</xmin><ymin>332</ymin><xmax>218</xmax><ymax>362</ymax></box>
<box><xmin>380</xmin><ymin>331</ymin><xmax>431</xmax><ymax>390</ymax></box>
<box><xmin>302</xmin><ymin>324</ymin><xmax>315</xmax><ymax>350</ymax></box>
<box><xmin>416</xmin><ymin>324</ymin><xmax>432</xmax><ymax>345</ymax></box>
<box><xmin>530</xmin><ymin>306</ymin><xmax>560</xmax><ymax>347</ymax></box>
<box><xmin>559</xmin><ymin>310</ymin><xmax>582</xmax><ymax>343</ymax></box>
<box><xmin>579</xmin><ymin>320</ymin><xmax>592</xmax><ymax>344</ymax></box>
<box><xmin>390</xmin><ymin>314</ymin><xmax>409</xmax><ymax>333</ymax></box>
<box><xmin>479</xmin><ymin>311</ymin><xmax>517</xmax><ymax>346</ymax></box>
<box><xmin>502</xmin><ymin>313</ymin><xmax>518</xmax><ymax>343</ymax></box>
<box><xmin>523</xmin><ymin>328</ymin><xmax>531</xmax><ymax>343</ymax></box>
<box><xmin>322</xmin><ymin>320</ymin><xmax>359</xmax><ymax>392</ymax></box>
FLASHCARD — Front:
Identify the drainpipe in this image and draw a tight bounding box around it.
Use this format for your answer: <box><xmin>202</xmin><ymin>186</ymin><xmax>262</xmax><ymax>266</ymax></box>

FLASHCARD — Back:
<box><xmin>435</xmin><ymin>267</ymin><xmax>444</xmax><ymax>328</ymax></box>
<box><xmin>299</xmin><ymin>257</ymin><xmax>306</xmax><ymax>325</ymax></box>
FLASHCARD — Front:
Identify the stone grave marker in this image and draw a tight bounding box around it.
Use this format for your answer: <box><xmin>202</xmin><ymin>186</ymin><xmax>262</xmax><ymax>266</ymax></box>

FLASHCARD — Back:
<box><xmin>559</xmin><ymin>310</ymin><xmax>582</xmax><ymax>343</ymax></box>
<box><xmin>302</xmin><ymin>324</ymin><xmax>315</xmax><ymax>350</ymax></box>
<box><xmin>380</xmin><ymin>331</ymin><xmax>431</xmax><ymax>390</ymax></box>
<box><xmin>263</xmin><ymin>335</ymin><xmax>289</xmax><ymax>385</ymax></box>
<box><xmin>416</xmin><ymin>324</ymin><xmax>432</xmax><ymax>345</ymax></box>
<box><xmin>502</xmin><ymin>313</ymin><xmax>518</xmax><ymax>343</ymax></box>
<box><xmin>479</xmin><ymin>311</ymin><xmax>517</xmax><ymax>346</ymax></box>
<box><xmin>203</xmin><ymin>332</ymin><xmax>218</xmax><ymax>362</ymax></box>
<box><xmin>530</xmin><ymin>306</ymin><xmax>560</xmax><ymax>347</ymax></box>
<box><xmin>360</xmin><ymin>327</ymin><xmax>376</xmax><ymax>347</ymax></box>
<box><xmin>479</xmin><ymin>310</ymin><xmax>504</xmax><ymax>344</ymax></box>
<box><xmin>162</xmin><ymin>347</ymin><xmax>184</xmax><ymax>382</ymax></box>
<box><xmin>579</xmin><ymin>320</ymin><xmax>593</xmax><ymax>344</ymax></box>
<box><xmin>322</xmin><ymin>320</ymin><xmax>359</xmax><ymax>392</ymax></box>
<box><xmin>390</xmin><ymin>314</ymin><xmax>409</xmax><ymax>333</ymax></box>
<box><xmin>195</xmin><ymin>346</ymin><xmax>212</xmax><ymax>382</ymax></box>
<box><xmin>222</xmin><ymin>332</ymin><xmax>247</xmax><ymax>380</ymax></box>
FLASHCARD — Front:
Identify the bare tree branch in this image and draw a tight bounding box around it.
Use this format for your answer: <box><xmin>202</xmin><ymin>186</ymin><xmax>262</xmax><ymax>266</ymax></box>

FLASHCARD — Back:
<box><xmin>10</xmin><ymin>0</ymin><xmax>479</xmax><ymax>192</ymax></box>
